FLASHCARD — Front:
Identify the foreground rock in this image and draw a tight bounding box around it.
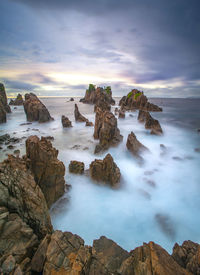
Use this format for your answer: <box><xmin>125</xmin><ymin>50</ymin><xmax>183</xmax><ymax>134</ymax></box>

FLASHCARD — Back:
<box><xmin>26</xmin><ymin>136</ymin><xmax>65</xmax><ymax>208</ymax></box>
<box><xmin>23</xmin><ymin>93</ymin><xmax>53</xmax><ymax>123</ymax></box>
<box><xmin>119</xmin><ymin>89</ymin><xmax>162</xmax><ymax>112</ymax></box>
<box><xmin>61</xmin><ymin>115</ymin><xmax>72</xmax><ymax>127</ymax></box>
<box><xmin>94</xmin><ymin>108</ymin><xmax>123</xmax><ymax>153</ymax></box>
<box><xmin>74</xmin><ymin>103</ymin><xmax>88</xmax><ymax>122</ymax></box>
<box><xmin>69</xmin><ymin>160</ymin><xmax>84</xmax><ymax>174</ymax></box>
<box><xmin>80</xmin><ymin>84</ymin><xmax>115</xmax><ymax>105</ymax></box>
<box><xmin>126</xmin><ymin>132</ymin><xmax>148</xmax><ymax>157</ymax></box>
<box><xmin>9</xmin><ymin>93</ymin><xmax>24</xmax><ymax>105</ymax></box>
<box><xmin>89</xmin><ymin>154</ymin><xmax>121</xmax><ymax>187</ymax></box>
<box><xmin>0</xmin><ymin>83</ymin><xmax>11</xmax><ymax>113</ymax></box>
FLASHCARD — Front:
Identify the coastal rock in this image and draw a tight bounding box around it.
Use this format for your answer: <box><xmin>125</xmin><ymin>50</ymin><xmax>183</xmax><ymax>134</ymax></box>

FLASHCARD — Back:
<box><xmin>0</xmin><ymin>83</ymin><xmax>11</xmax><ymax>113</ymax></box>
<box><xmin>69</xmin><ymin>160</ymin><xmax>84</xmax><ymax>174</ymax></box>
<box><xmin>119</xmin><ymin>89</ymin><xmax>162</xmax><ymax>112</ymax></box>
<box><xmin>115</xmin><ymin>107</ymin><xmax>119</xmax><ymax>115</ymax></box>
<box><xmin>80</xmin><ymin>84</ymin><xmax>115</xmax><ymax>105</ymax></box>
<box><xmin>85</xmin><ymin>120</ymin><xmax>94</xmax><ymax>126</ymax></box>
<box><xmin>145</xmin><ymin>112</ymin><xmax>163</xmax><ymax>135</ymax></box>
<box><xmin>89</xmin><ymin>154</ymin><xmax>121</xmax><ymax>187</ymax></box>
<box><xmin>0</xmin><ymin>155</ymin><xmax>52</xmax><ymax>238</ymax></box>
<box><xmin>94</xmin><ymin>108</ymin><xmax>123</xmax><ymax>153</ymax></box>
<box><xmin>0</xmin><ymin>101</ymin><xmax>6</xmax><ymax>123</ymax></box>
<box><xmin>74</xmin><ymin>103</ymin><xmax>88</xmax><ymax>122</ymax></box>
<box><xmin>118</xmin><ymin>110</ymin><xmax>125</xmax><ymax>119</ymax></box>
<box><xmin>9</xmin><ymin>94</ymin><xmax>23</xmax><ymax>106</ymax></box>
<box><xmin>126</xmin><ymin>132</ymin><xmax>148</xmax><ymax>157</ymax></box>
<box><xmin>138</xmin><ymin>110</ymin><xmax>149</xmax><ymax>122</ymax></box>
<box><xmin>94</xmin><ymin>94</ymin><xmax>111</xmax><ymax>112</ymax></box>
<box><xmin>23</xmin><ymin>93</ymin><xmax>53</xmax><ymax>123</ymax></box>
<box><xmin>26</xmin><ymin>136</ymin><xmax>65</xmax><ymax>208</ymax></box>
<box><xmin>61</xmin><ymin>115</ymin><xmax>72</xmax><ymax>127</ymax></box>
<box><xmin>70</xmin><ymin>97</ymin><xmax>74</xmax><ymax>101</ymax></box>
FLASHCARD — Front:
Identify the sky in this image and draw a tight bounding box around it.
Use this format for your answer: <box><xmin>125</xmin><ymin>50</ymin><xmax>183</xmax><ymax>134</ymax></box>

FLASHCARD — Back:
<box><xmin>0</xmin><ymin>0</ymin><xmax>200</xmax><ymax>98</ymax></box>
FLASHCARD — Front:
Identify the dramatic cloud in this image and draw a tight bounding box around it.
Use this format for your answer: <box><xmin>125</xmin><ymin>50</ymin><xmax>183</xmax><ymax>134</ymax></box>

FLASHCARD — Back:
<box><xmin>0</xmin><ymin>0</ymin><xmax>199</xmax><ymax>97</ymax></box>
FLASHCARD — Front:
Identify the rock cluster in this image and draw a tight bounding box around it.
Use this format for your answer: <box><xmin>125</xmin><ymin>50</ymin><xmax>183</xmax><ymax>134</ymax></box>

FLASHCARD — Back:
<box><xmin>138</xmin><ymin>110</ymin><xmax>163</xmax><ymax>135</ymax></box>
<box><xmin>25</xmin><ymin>136</ymin><xmax>65</xmax><ymax>208</ymax></box>
<box><xmin>89</xmin><ymin>154</ymin><xmax>121</xmax><ymax>187</ymax></box>
<box><xmin>119</xmin><ymin>89</ymin><xmax>162</xmax><ymax>112</ymax></box>
<box><xmin>126</xmin><ymin>132</ymin><xmax>148</xmax><ymax>157</ymax></box>
<box><xmin>74</xmin><ymin>103</ymin><xmax>88</xmax><ymax>122</ymax></box>
<box><xmin>80</xmin><ymin>84</ymin><xmax>115</xmax><ymax>105</ymax></box>
<box><xmin>0</xmin><ymin>83</ymin><xmax>11</xmax><ymax>123</ymax></box>
<box><xmin>9</xmin><ymin>93</ymin><xmax>24</xmax><ymax>105</ymax></box>
<box><xmin>94</xmin><ymin>108</ymin><xmax>123</xmax><ymax>153</ymax></box>
<box><xmin>69</xmin><ymin>160</ymin><xmax>84</xmax><ymax>174</ymax></box>
<box><xmin>61</xmin><ymin>115</ymin><xmax>72</xmax><ymax>127</ymax></box>
<box><xmin>23</xmin><ymin>93</ymin><xmax>53</xmax><ymax>123</ymax></box>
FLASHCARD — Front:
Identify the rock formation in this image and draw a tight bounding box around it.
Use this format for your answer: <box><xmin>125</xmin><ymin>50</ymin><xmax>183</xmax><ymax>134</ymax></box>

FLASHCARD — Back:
<box><xmin>25</xmin><ymin>136</ymin><xmax>65</xmax><ymax>208</ymax></box>
<box><xmin>119</xmin><ymin>89</ymin><xmax>162</xmax><ymax>112</ymax></box>
<box><xmin>94</xmin><ymin>108</ymin><xmax>123</xmax><ymax>153</ymax></box>
<box><xmin>89</xmin><ymin>154</ymin><xmax>121</xmax><ymax>187</ymax></box>
<box><xmin>138</xmin><ymin>109</ymin><xmax>149</xmax><ymax>122</ymax></box>
<box><xmin>23</xmin><ymin>93</ymin><xmax>53</xmax><ymax>123</ymax></box>
<box><xmin>70</xmin><ymin>97</ymin><xmax>74</xmax><ymax>101</ymax></box>
<box><xmin>126</xmin><ymin>132</ymin><xmax>148</xmax><ymax>157</ymax></box>
<box><xmin>69</xmin><ymin>160</ymin><xmax>84</xmax><ymax>174</ymax></box>
<box><xmin>138</xmin><ymin>110</ymin><xmax>163</xmax><ymax>135</ymax></box>
<box><xmin>61</xmin><ymin>115</ymin><xmax>72</xmax><ymax>127</ymax></box>
<box><xmin>85</xmin><ymin>120</ymin><xmax>94</xmax><ymax>126</ymax></box>
<box><xmin>94</xmin><ymin>93</ymin><xmax>111</xmax><ymax>112</ymax></box>
<box><xmin>118</xmin><ymin>110</ymin><xmax>125</xmax><ymax>119</ymax></box>
<box><xmin>0</xmin><ymin>83</ymin><xmax>11</xmax><ymax>113</ymax></box>
<box><xmin>74</xmin><ymin>103</ymin><xmax>88</xmax><ymax>122</ymax></box>
<box><xmin>9</xmin><ymin>93</ymin><xmax>23</xmax><ymax>105</ymax></box>
<box><xmin>0</xmin><ymin>101</ymin><xmax>6</xmax><ymax>123</ymax></box>
<box><xmin>80</xmin><ymin>84</ymin><xmax>115</xmax><ymax>105</ymax></box>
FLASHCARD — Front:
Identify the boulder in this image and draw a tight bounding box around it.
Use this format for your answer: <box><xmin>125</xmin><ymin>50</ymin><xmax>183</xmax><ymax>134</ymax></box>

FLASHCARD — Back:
<box><xmin>118</xmin><ymin>110</ymin><xmax>125</xmax><ymax>119</ymax></box>
<box><xmin>26</xmin><ymin>136</ymin><xmax>65</xmax><ymax>208</ymax></box>
<box><xmin>0</xmin><ymin>83</ymin><xmax>11</xmax><ymax>113</ymax></box>
<box><xmin>85</xmin><ymin>120</ymin><xmax>93</xmax><ymax>126</ymax></box>
<box><xmin>89</xmin><ymin>154</ymin><xmax>121</xmax><ymax>187</ymax></box>
<box><xmin>126</xmin><ymin>132</ymin><xmax>148</xmax><ymax>157</ymax></box>
<box><xmin>61</xmin><ymin>115</ymin><xmax>72</xmax><ymax>127</ymax></box>
<box><xmin>23</xmin><ymin>93</ymin><xmax>53</xmax><ymax>123</ymax></box>
<box><xmin>69</xmin><ymin>160</ymin><xmax>84</xmax><ymax>174</ymax></box>
<box><xmin>9</xmin><ymin>94</ymin><xmax>23</xmax><ymax>105</ymax></box>
<box><xmin>74</xmin><ymin>103</ymin><xmax>88</xmax><ymax>122</ymax></box>
<box><xmin>145</xmin><ymin>113</ymin><xmax>163</xmax><ymax>135</ymax></box>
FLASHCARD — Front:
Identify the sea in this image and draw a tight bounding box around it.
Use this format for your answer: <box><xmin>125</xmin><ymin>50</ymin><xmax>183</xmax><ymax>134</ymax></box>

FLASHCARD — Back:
<box><xmin>0</xmin><ymin>97</ymin><xmax>200</xmax><ymax>253</ymax></box>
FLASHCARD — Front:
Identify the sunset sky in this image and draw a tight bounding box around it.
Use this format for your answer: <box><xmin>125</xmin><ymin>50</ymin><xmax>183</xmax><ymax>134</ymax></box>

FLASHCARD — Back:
<box><xmin>0</xmin><ymin>0</ymin><xmax>200</xmax><ymax>97</ymax></box>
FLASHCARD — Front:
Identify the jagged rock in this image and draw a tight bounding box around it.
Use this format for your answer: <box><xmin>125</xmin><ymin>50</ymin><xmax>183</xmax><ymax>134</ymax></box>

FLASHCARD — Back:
<box><xmin>85</xmin><ymin>120</ymin><xmax>93</xmax><ymax>126</ymax></box>
<box><xmin>119</xmin><ymin>89</ymin><xmax>162</xmax><ymax>112</ymax></box>
<box><xmin>126</xmin><ymin>132</ymin><xmax>148</xmax><ymax>157</ymax></box>
<box><xmin>61</xmin><ymin>115</ymin><xmax>72</xmax><ymax>127</ymax></box>
<box><xmin>69</xmin><ymin>161</ymin><xmax>84</xmax><ymax>174</ymax></box>
<box><xmin>118</xmin><ymin>110</ymin><xmax>125</xmax><ymax>119</ymax></box>
<box><xmin>74</xmin><ymin>103</ymin><xmax>88</xmax><ymax>122</ymax></box>
<box><xmin>94</xmin><ymin>95</ymin><xmax>111</xmax><ymax>112</ymax></box>
<box><xmin>80</xmin><ymin>84</ymin><xmax>115</xmax><ymax>105</ymax></box>
<box><xmin>89</xmin><ymin>154</ymin><xmax>121</xmax><ymax>187</ymax></box>
<box><xmin>120</xmin><ymin>241</ymin><xmax>191</xmax><ymax>275</ymax></box>
<box><xmin>172</xmin><ymin>241</ymin><xmax>200</xmax><ymax>275</ymax></box>
<box><xmin>0</xmin><ymin>155</ymin><xmax>52</xmax><ymax>238</ymax></box>
<box><xmin>145</xmin><ymin>112</ymin><xmax>163</xmax><ymax>135</ymax></box>
<box><xmin>9</xmin><ymin>94</ymin><xmax>23</xmax><ymax>106</ymax></box>
<box><xmin>138</xmin><ymin>110</ymin><xmax>149</xmax><ymax>122</ymax></box>
<box><xmin>0</xmin><ymin>101</ymin><xmax>6</xmax><ymax>123</ymax></box>
<box><xmin>23</xmin><ymin>93</ymin><xmax>53</xmax><ymax>123</ymax></box>
<box><xmin>0</xmin><ymin>83</ymin><xmax>11</xmax><ymax>113</ymax></box>
<box><xmin>94</xmin><ymin>108</ymin><xmax>123</xmax><ymax>153</ymax></box>
<box><xmin>26</xmin><ymin>136</ymin><xmax>65</xmax><ymax>208</ymax></box>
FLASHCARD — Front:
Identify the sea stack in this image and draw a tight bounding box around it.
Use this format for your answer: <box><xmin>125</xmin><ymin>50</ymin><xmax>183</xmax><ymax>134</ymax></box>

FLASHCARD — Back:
<box><xmin>0</xmin><ymin>83</ymin><xmax>11</xmax><ymax>123</ymax></box>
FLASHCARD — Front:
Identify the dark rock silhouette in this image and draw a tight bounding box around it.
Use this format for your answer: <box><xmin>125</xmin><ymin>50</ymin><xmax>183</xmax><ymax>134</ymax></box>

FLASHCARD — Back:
<box><xmin>126</xmin><ymin>131</ymin><xmax>148</xmax><ymax>157</ymax></box>
<box><xmin>61</xmin><ymin>115</ymin><xmax>72</xmax><ymax>127</ymax></box>
<box><xmin>0</xmin><ymin>83</ymin><xmax>11</xmax><ymax>123</ymax></box>
<box><xmin>9</xmin><ymin>93</ymin><xmax>23</xmax><ymax>105</ymax></box>
<box><xmin>69</xmin><ymin>160</ymin><xmax>84</xmax><ymax>174</ymax></box>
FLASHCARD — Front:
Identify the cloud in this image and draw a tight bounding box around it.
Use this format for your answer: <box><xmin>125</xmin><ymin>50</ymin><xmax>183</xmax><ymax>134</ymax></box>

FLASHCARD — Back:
<box><xmin>0</xmin><ymin>78</ymin><xmax>39</xmax><ymax>91</ymax></box>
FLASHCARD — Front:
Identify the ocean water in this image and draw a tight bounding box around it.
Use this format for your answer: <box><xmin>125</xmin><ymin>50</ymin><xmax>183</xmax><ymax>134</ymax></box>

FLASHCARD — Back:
<box><xmin>0</xmin><ymin>97</ymin><xmax>200</xmax><ymax>253</ymax></box>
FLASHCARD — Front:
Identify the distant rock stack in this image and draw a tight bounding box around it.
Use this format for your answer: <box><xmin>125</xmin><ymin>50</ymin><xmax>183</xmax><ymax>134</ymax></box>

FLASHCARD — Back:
<box><xmin>23</xmin><ymin>93</ymin><xmax>53</xmax><ymax>123</ymax></box>
<box><xmin>0</xmin><ymin>83</ymin><xmax>11</xmax><ymax>123</ymax></box>
<box><xmin>138</xmin><ymin>110</ymin><xmax>163</xmax><ymax>135</ymax></box>
<box><xmin>9</xmin><ymin>93</ymin><xmax>24</xmax><ymax>105</ymax></box>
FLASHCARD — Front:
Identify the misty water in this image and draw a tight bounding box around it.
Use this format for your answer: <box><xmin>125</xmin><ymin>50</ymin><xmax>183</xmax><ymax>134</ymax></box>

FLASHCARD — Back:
<box><xmin>0</xmin><ymin>97</ymin><xmax>200</xmax><ymax>253</ymax></box>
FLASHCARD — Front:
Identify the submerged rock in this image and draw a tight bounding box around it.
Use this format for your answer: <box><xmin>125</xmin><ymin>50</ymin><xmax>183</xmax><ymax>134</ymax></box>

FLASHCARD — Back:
<box><xmin>74</xmin><ymin>103</ymin><xmax>88</xmax><ymax>122</ymax></box>
<box><xmin>61</xmin><ymin>115</ymin><xmax>72</xmax><ymax>127</ymax></box>
<box><xmin>26</xmin><ymin>136</ymin><xmax>65</xmax><ymax>208</ymax></box>
<box><xmin>9</xmin><ymin>93</ymin><xmax>23</xmax><ymax>105</ymax></box>
<box><xmin>126</xmin><ymin>131</ymin><xmax>148</xmax><ymax>157</ymax></box>
<box><xmin>89</xmin><ymin>153</ymin><xmax>121</xmax><ymax>187</ymax></box>
<box><xmin>69</xmin><ymin>160</ymin><xmax>84</xmax><ymax>174</ymax></box>
<box><xmin>23</xmin><ymin>93</ymin><xmax>53</xmax><ymax>123</ymax></box>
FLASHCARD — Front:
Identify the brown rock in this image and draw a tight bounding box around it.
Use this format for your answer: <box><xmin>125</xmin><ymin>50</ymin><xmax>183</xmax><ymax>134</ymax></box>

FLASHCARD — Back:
<box><xmin>89</xmin><ymin>153</ymin><xmax>121</xmax><ymax>187</ymax></box>
<box><xmin>69</xmin><ymin>161</ymin><xmax>84</xmax><ymax>174</ymax></box>
<box><xmin>114</xmin><ymin>107</ymin><xmax>119</xmax><ymax>115</ymax></box>
<box><xmin>70</xmin><ymin>97</ymin><xmax>74</xmax><ymax>101</ymax></box>
<box><xmin>138</xmin><ymin>110</ymin><xmax>149</xmax><ymax>122</ymax></box>
<box><xmin>94</xmin><ymin>95</ymin><xmax>111</xmax><ymax>112</ymax></box>
<box><xmin>74</xmin><ymin>103</ymin><xmax>88</xmax><ymax>122</ymax></box>
<box><xmin>23</xmin><ymin>93</ymin><xmax>53</xmax><ymax>123</ymax></box>
<box><xmin>118</xmin><ymin>110</ymin><xmax>125</xmax><ymax>119</ymax></box>
<box><xmin>0</xmin><ymin>83</ymin><xmax>11</xmax><ymax>113</ymax></box>
<box><xmin>0</xmin><ymin>101</ymin><xmax>6</xmax><ymax>123</ymax></box>
<box><xmin>145</xmin><ymin>113</ymin><xmax>163</xmax><ymax>135</ymax></box>
<box><xmin>85</xmin><ymin>120</ymin><xmax>93</xmax><ymax>126</ymax></box>
<box><xmin>126</xmin><ymin>132</ymin><xmax>148</xmax><ymax>157</ymax></box>
<box><xmin>9</xmin><ymin>94</ymin><xmax>23</xmax><ymax>105</ymax></box>
<box><xmin>61</xmin><ymin>115</ymin><xmax>72</xmax><ymax>127</ymax></box>
<box><xmin>26</xmin><ymin>136</ymin><xmax>65</xmax><ymax>208</ymax></box>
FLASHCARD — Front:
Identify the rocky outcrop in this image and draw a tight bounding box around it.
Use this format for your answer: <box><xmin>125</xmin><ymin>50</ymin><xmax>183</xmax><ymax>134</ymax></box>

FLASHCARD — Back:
<box><xmin>94</xmin><ymin>93</ymin><xmax>111</xmax><ymax>112</ymax></box>
<box><xmin>126</xmin><ymin>132</ymin><xmax>148</xmax><ymax>157</ymax></box>
<box><xmin>89</xmin><ymin>154</ymin><xmax>121</xmax><ymax>187</ymax></box>
<box><xmin>172</xmin><ymin>241</ymin><xmax>200</xmax><ymax>275</ymax></box>
<box><xmin>9</xmin><ymin>93</ymin><xmax>23</xmax><ymax>105</ymax></box>
<box><xmin>23</xmin><ymin>93</ymin><xmax>53</xmax><ymax>123</ymax></box>
<box><xmin>0</xmin><ymin>101</ymin><xmax>6</xmax><ymax>123</ymax></box>
<box><xmin>61</xmin><ymin>115</ymin><xmax>72</xmax><ymax>127</ymax></box>
<box><xmin>0</xmin><ymin>155</ymin><xmax>52</xmax><ymax>238</ymax></box>
<box><xmin>0</xmin><ymin>83</ymin><xmax>11</xmax><ymax>113</ymax></box>
<box><xmin>26</xmin><ymin>136</ymin><xmax>65</xmax><ymax>208</ymax></box>
<box><xmin>118</xmin><ymin>110</ymin><xmax>125</xmax><ymax>119</ymax></box>
<box><xmin>138</xmin><ymin>109</ymin><xmax>149</xmax><ymax>122</ymax></box>
<box><xmin>119</xmin><ymin>89</ymin><xmax>162</xmax><ymax>112</ymax></box>
<box><xmin>145</xmin><ymin>112</ymin><xmax>163</xmax><ymax>135</ymax></box>
<box><xmin>74</xmin><ymin>103</ymin><xmax>88</xmax><ymax>122</ymax></box>
<box><xmin>94</xmin><ymin>108</ymin><xmax>123</xmax><ymax>153</ymax></box>
<box><xmin>80</xmin><ymin>84</ymin><xmax>115</xmax><ymax>105</ymax></box>
<box><xmin>69</xmin><ymin>160</ymin><xmax>84</xmax><ymax>174</ymax></box>
<box><xmin>70</xmin><ymin>97</ymin><xmax>74</xmax><ymax>101</ymax></box>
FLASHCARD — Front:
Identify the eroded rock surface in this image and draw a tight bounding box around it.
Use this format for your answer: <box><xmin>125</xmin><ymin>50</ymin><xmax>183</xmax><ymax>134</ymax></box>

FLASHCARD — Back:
<box><xmin>126</xmin><ymin>132</ymin><xmax>148</xmax><ymax>157</ymax></box>
<box><xmin>0</xmin><ymin>83</ymin><xmax>11</xmax><ymax>113</ymax></box>
<box><xmin>74</xmin><ymin>103</ymin><xmax>88</xmax><ymax>122</ymax></box>
<box><xmin>69</xmin><ymin>160</ymin><xmax>84</xmax><ymax>174</ymax></box>
<box><xmin>61</xmin><ymin>115</ymin><xmax>72</xmax><ymax>127</ymax></box>
<box><xmin>9</xmin><ymin>94</ymin><xmax>23</xmax><ymax>106</ymax></box>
